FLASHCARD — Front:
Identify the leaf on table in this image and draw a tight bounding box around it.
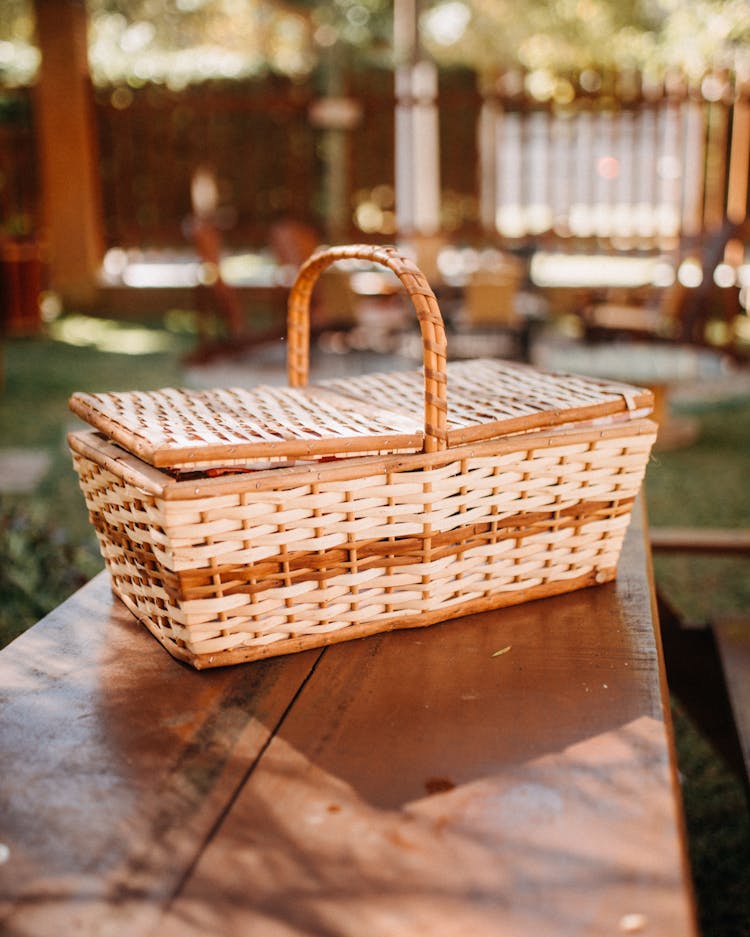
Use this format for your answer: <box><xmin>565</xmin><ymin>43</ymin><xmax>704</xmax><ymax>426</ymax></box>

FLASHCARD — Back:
<box><xmin>491</xmin><ymin>645</ymin><xmax>512</xmax><ymax>657</ymax></box>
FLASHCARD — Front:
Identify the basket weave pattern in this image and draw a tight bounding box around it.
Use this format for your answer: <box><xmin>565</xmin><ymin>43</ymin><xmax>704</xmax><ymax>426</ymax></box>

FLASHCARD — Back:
<box><xmin>69</xmin><ymin>244</ymin><xmax>657</xmax><ymax>668</ymax></box>
<box><xmin>71</xmin><ymin>423</ymin><xmax>654</xmax><ymax>668</ymax></box>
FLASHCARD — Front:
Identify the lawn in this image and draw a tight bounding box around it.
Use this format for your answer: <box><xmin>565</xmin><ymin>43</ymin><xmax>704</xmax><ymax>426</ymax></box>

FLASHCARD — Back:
<box><xmin>1</xmin><ymin>318</ymin><xmax>749</xmax><ymax>936</ymax></box>
<box><xmin>1</xmin><ymin>319</ymin><xmax>191</xmax><ymax>644</ymax></box>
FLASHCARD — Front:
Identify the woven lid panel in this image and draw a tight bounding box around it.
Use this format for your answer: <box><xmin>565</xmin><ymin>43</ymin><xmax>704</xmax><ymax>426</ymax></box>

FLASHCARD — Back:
<box><xmin>69</xmin><ymin>383</ymin><xmax>425</xmax><ymax>470</ymax></box>
<box><xmin>329</xmin><ymin>359</ymin><xmax>652</xmax><ymax>443</ymax></box>
<box><xmin>70</xmin><ymin>358</ymin><xmax>651</xmax><ymax>472</ymax></box>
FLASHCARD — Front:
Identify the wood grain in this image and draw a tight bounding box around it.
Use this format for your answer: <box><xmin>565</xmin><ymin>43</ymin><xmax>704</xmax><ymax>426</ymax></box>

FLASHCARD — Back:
<box><xmin>152</xmin><ymin>501</ymin><xmax>697</xmax><ymax>937</ymax></box>
<box><xmin>0</xmin><ymin>501</ymin><xmax>696</xmax><ymax>936</ymax></box>
<box><xmin>0</xmin><ymin>575</ymin><xmax>319</xmax><ymax>935</ymax></box>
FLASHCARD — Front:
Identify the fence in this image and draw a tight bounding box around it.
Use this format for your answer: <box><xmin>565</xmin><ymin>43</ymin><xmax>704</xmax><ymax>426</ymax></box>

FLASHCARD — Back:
<box><xmin>478</xmin><ymin>69</ymin><xmax>748</xmax><ymax>252</ymax></box>
<box><xmin>0</xmin><ymin>67</ymin><xmax>746</xmax><ymax>255</ymax></box>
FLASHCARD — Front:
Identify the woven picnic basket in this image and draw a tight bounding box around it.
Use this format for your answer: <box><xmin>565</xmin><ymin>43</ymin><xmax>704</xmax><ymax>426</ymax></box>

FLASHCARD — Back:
<box><xmin>68</xmin><ymin>244</ymin><xmax>658</xmax><ymax>669</ymax></box>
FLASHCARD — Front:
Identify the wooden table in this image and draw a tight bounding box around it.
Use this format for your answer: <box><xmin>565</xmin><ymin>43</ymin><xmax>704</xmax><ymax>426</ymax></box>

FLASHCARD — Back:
<box><xmin>0</xmin><ymin>501</ymin><xmax>698</xmax><ymax>936</ymax></box>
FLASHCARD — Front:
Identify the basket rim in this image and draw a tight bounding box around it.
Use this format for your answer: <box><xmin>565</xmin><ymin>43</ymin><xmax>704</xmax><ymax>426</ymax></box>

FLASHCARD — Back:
<box><xmin>68</xmin><ymin>415</ymin><xmax>659</xmax><ymax>501</ymax></box>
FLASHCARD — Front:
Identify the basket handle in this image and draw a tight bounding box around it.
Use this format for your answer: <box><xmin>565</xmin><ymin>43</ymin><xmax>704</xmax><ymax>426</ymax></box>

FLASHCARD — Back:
<box><xmin>287</xmin><ymin>244</ymin><xmax>448</xmax><ymax>452</ymax></box>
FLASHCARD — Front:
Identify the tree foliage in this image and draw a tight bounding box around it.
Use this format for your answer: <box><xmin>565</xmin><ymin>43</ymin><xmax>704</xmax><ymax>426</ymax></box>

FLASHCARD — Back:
<box><xmin>0</xmin><ymin>0</ymin><xmax>748</xmax><ymax>87</ymax></box>
<box><xmin>420</xmin><ymin>0</ymin><xmax>750</xmax><ymax>79</ymax></box>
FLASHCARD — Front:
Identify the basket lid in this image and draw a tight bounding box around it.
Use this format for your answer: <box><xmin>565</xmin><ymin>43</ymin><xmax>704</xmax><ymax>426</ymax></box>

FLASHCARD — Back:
<box><xmin>68</xmin><ymin>380</ymin><xmax>425</xmax><ymax>470</ymax></box>
<box><xmin>69</xmin><ymin>358</ymin><xmax>652</xmax><ymax>473</ymax></box>
<box><xmin>69</xmin><ymin>245</ymin><xmax>652</xmax><ymax>473</ymax></box>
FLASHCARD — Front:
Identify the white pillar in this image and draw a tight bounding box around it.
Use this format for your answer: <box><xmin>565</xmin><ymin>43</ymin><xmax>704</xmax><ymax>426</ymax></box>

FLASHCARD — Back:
<box><xmin>395</xmin><ymin>60</ymin><xmax>441</xmax><ymax>236</ymax></box>
<box><xmin>478</xmin><ymin>95</ymin><xmax>500</xmax><ymax>232</ymax></box>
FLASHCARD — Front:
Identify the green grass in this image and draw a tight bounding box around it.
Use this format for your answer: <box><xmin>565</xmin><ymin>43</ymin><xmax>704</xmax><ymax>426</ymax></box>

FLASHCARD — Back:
<box><xmin>0</xmin><ymin>495</ymin><xmax>102</xmax><ymax>644</ymax></box>
<box><xmin>1</xmin><ymin>321</ymin><xmax>749</xmax><ymax>934</ymax></box>
<box><xmin>645</xmin><ymin>398</ymin><xmax>750</xmax><ymax>937</ymax></box>
<box><xmin>646</xmin><ymin>398</ymin><xmax>750</xmax><ymax>626</ymax></box>
<box><xmin>672</xmin><ymin>699</ymin><xmax>750</xmax><ymax>937</ymax></box>
<box><xmin>0</xmin><ymin>318</ymin><xmax>191</xmax><ymax>642</ymax></box>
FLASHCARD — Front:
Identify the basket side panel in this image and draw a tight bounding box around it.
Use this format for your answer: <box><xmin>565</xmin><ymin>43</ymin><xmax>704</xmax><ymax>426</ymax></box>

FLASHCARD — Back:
<box><xmin>71</xmin><ymin>452</ymin><xmax>190</xmax><ymax>659</ymax></box>
<box><xmin>69</xmin><ymin>426</ymin><xmax>657</xmax><ymax>667</ymax></box>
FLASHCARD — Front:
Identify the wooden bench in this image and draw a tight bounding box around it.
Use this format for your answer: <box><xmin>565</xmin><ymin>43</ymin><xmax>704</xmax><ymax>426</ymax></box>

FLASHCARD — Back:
<box><xmin>651</xmin><ymin>525</ymin><xmax>750</xmax><ymax>783</ymax></box>
<box><xmin>0</xmin><ymin>500</ymin><xmax>698</xmax><ymax>936</ymax></box>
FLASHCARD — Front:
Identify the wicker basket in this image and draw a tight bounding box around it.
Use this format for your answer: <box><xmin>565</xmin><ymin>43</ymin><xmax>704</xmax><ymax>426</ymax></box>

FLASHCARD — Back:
<box><xmin>68</xmin><ymin>244</ymin><xmax>657</xmax><ymax>669</ymax></box>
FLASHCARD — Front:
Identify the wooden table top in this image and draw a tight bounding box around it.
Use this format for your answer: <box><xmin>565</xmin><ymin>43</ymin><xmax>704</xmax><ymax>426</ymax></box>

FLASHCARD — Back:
<box><xmin>0</xmin><ymin>499</ymin><xmax>697</xmax><ymax>936</ymax></box>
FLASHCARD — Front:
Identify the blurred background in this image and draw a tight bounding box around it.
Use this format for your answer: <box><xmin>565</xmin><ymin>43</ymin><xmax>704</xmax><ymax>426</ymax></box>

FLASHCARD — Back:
<box><xmin>0</xmin><ymin>0</ymin><xmax>749</xmax><ymax>351</ymax></box>
<box><xmin>1</xmin><ymin>2</ymin><xmax>750</xmax><ymax>934</ymax></box>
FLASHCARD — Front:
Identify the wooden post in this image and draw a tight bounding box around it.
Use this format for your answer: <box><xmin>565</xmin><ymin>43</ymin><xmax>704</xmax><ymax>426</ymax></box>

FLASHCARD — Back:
<box><xmin>33</xmin><ymin>0</ymin><xmax>104</xmax><ymax>306</ymax></box>
<box><xmin>726</xmin><ymin>68</ymin><xmax>750</xmax><ymax>227</ymax></box>
<box><xmin>703</xmin><ymin>72</ymin><xmax>731</xmax><ymax>233</ymax></box>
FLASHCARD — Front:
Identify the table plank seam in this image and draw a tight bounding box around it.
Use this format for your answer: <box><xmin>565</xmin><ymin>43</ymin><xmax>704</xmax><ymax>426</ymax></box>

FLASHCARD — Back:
<box><xmin>156</xmin><ymin>646</ymin><xmax>328</xmax><ymax>919</ymax></box>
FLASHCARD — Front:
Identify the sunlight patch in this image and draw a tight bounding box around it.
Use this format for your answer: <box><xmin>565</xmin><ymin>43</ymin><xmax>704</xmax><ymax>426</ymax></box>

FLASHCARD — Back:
<box><xmin>49</xmin><ymin>315</ymin><xmax>174</xmax><ymax>355</ymax></box>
